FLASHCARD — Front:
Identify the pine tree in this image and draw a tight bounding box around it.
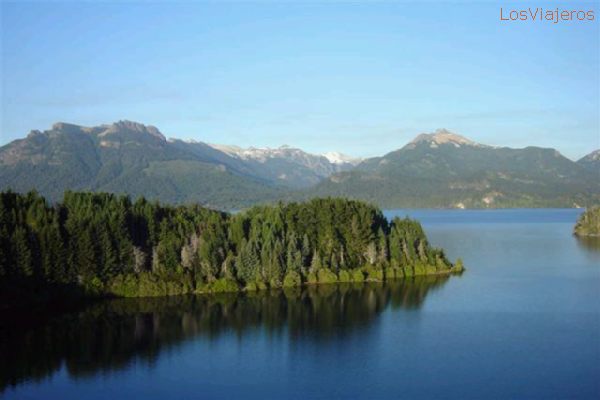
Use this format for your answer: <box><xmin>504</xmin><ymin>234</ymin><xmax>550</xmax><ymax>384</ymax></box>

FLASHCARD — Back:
<box><xmin>132</xmin><ymin>246</ymin><xmax>147</xmax><ymax>273</ymax></box>
<box><xmin>377</xmin><ymin>228</ymin><xmax>388</xmax><ymax>264</ymax></box>
<box><xmin>309</xmin><ymin>250</ymin><xmax>322</xmax><ymax>273</ymax></box>
<box><xmin>13</xmin><ymin>226</ymin><xmax>33</xmax><ymax>277</ymax></box>
<box><xmin>98</xmin><ymin>225</ymin><xmax>117</xmax><ymax>279</ymax></box>
<box><xmin>76</xmin><ymin>228</ymin><xmax>97</xmax><ymax>281</ymax></box>
<box><xmin>285</xmin><ymin>239</ymin><xmax>299</xmax><ymax>272</ymax></box>
<box><xmin>236</xmin><ymin>240</ymin><xmax>260</xmax><ymax>283</ymax></box>
<box><xmin>301</xmin><ymin>234</ymin><xmax>311</xmax><ymax>270</ymax></box>
<box><xmin>365</xmin><ymin>242</ymin><xmax>377</xmax><ymax>265</ymax></box>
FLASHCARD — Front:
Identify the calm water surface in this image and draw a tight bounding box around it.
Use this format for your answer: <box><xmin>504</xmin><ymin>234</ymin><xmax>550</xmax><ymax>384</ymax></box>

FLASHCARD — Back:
<box><xmin>2</xmin><ymin>209</ymin><xmax>599</xmax><ymax>399</ymax></box>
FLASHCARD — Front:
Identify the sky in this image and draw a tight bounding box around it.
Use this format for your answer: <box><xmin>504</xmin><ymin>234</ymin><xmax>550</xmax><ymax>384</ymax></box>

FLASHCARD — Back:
<box><xmin>1</xmin><ymin>1</ymin><xmax>599</xmax><ymax>160</ymax></box>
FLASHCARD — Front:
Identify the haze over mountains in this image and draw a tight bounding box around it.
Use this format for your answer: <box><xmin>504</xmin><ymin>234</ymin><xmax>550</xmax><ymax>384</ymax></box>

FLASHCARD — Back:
<box><xmin>0</xmin><ymin>121</ymin><xmax>598</xmax><ymax>209</ymax></box>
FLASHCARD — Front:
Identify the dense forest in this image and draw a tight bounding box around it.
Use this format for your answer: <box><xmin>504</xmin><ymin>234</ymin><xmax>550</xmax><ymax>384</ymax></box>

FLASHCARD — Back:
<box><xmin>574</xmin><ymin>207</ymin><xmax>600</xmax><ymax>237</ymax></box>
<box><xmin>0</xmin><ymin>191</ymin><xmax>462</xmax><ymax>303</ymax></box>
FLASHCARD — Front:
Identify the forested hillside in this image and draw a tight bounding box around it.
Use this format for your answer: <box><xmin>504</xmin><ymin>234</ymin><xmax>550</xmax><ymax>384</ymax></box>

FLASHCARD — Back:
<box><xmin>2</xmin><ymin>122</ymin><xmax>598</xmax><ymax>210</ymax></box>
<box><xmin>0</xmin><ymin>191</ymin><xmax>462</xmax><ymax>303</ymax></box>
<box><xmin>309</xmin><ymin>130</ymin><xmax>600</xmax><ymax>208</ymax></box>
<box><xmin>0</xmin><ymin>121</ymin><xmax>288</xmax><ymax>209</ymax></box>
<box><xmin>577</xmin><ymin>150</ymin><xmax>600</xmax><ymax>173</ymax></box>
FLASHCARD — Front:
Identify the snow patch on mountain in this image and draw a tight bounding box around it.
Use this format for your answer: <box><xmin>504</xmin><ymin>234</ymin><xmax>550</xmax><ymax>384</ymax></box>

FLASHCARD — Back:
<box><xmin>322</xmin><ymin>151</ymin><xmax>363</xmax><ymax>166</ymax></box>
<box><xmin>207</xmin><ymin>144</ymin><xmax>360</xmax><ymax>167</ymax></box>
<box><xmin>207</xmin><ymin>144</ymin><xmax>320</xmax><ymax>164</ymax></box>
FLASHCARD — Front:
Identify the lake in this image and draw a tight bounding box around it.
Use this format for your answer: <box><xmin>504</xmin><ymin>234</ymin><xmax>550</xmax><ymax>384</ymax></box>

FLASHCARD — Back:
<box><xmin>1</xmin><ymin>209</ymin><xmax>599</xmax><ymax>399</ymax></box>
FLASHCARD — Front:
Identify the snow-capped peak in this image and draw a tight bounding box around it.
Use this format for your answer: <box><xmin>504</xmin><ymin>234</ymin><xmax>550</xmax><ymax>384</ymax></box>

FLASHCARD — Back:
<box><xmin>207</xmin><ymin>144</ymin><xmax>319</xmax><ymax>164</ymax></box>
<box><xmin>206</xmin><ymin>143</ymin><xmax>362</xmax><ymax>169</ymax></box>
<box><xmin>322</xmin><ymin>151</ymin><xmax>363</xmax><ymax>165</ymax></box>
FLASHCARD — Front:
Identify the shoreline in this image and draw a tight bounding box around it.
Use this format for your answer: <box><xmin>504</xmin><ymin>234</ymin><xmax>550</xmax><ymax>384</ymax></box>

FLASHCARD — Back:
<box><xmin>0</xmin><ymin>267</ymin><xmax>465</xmax><ymax>314</ymax></box>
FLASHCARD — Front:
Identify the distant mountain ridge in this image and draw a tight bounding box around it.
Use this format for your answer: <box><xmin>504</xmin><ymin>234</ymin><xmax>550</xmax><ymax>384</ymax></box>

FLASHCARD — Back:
<box><xmin>406</xmin><ymin>128</ymin><xmax>490</xmax><ymax>149</ymax></box>
<box><xmin>577</xmin><ymin>149</ymin><xmax>600</xmax><ymax>173</ymax></box>
<box><xmin>0</xmin><ymin>120</ymin><xmax>357</xmax><ymax>207</ymax></box>
<box><xmin>0</xmin><ymin>121</ymin><xmax>284</xmax><ymax>208</ymax></box>
<box><xmin>0</xmin><ymin>121</ymin><xmax>598</xmax><ymax>209</ymax></box>
<box><xmin>309</xmin><ymin>129</ymin><xmax>599</xmax><ymax>208</ymax></box>
<box><xmin>205</xmin><ymin>143</ymin><xmax>359</xmax><ymax>188</ymax></box>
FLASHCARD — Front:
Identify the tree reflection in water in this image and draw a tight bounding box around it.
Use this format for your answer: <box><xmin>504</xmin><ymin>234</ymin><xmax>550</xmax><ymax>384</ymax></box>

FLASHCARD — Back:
<box><xmin>575</xmin><ymin>236</ymin><xmax>600</xmax><ymax>265</ymax></box>
<box><xmin>0</xmin><ymin>276</ymin><xmax>451</xmax><ymax>392</ymax></box>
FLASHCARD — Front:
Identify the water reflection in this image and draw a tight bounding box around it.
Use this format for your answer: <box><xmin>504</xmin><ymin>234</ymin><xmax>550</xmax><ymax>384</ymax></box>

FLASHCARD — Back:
<box><xmin>0</xmin><ymin>276</ymin><xmax>450</xmax><ymax>392</ymax></box>
<box><xmin>575</xmin><ymin>236</ymin><xmax>600</xmax><ymax>263</ymax></box>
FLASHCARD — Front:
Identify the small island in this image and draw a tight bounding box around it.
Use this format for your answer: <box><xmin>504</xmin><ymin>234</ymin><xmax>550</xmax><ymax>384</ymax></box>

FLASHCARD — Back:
<box><xmin>0</xmin><ymin>191</ymin><xmax>463</xmax><ymax>303</ymax></box>
<box><xmin>574</xmin><ymin>207</ymin><xmax>600</xmax><ymax>237</ymax></box>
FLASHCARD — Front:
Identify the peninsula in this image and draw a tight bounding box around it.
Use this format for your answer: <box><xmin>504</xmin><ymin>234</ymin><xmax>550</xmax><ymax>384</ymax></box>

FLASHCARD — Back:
<box><xmin>0</xmin><ymin>191</ymin><xmax>463</xmax><ymax>302</ymax></box>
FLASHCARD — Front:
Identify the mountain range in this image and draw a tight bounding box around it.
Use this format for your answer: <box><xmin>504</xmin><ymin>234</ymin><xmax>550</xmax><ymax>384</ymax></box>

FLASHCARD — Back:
<box><xmin>0</xmin><ymin>121</ymin><xmax>598</xmax><ymax>209</ymax></box>
<box><xmin>309</xmin><ymin>129</ymin><xmax>599</xmax><ymax>208</ymax></box>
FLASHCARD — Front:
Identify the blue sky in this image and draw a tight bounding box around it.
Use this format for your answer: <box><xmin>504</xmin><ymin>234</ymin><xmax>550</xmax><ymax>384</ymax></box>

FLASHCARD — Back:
<box><xmin>1</xmin><ymin>1</ymin><xmax>598</xmax><ymax>160</ymax></box>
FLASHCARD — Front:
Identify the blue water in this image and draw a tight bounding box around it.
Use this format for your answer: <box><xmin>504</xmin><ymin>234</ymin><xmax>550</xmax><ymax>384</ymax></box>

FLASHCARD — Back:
<box><xmin>2</xmin><ymin>209</ymin><xmax>599</xmax><ymax>399</ymax></box>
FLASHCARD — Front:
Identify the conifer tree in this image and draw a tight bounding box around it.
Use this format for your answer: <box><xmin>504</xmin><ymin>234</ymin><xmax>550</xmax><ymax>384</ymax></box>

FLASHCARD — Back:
<box><xmin>309</xmin><ymin>250</ymin><xmax>322</xmax><ymax>273</ymax></box>
<box><xmin>13</xmin><ymin>226</ymin><xmax>33</xmax><ymax>277</ymax></box>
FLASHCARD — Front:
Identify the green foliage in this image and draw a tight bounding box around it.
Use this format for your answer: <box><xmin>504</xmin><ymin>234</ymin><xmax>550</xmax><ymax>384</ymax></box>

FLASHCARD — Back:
<box><xmin>109</xmin><ymin>274</ymin><xmax>139</xmax><ymax>297</ymax></box>
<box><xmin>0</xmin><ymin>191</ymin><xmax>461</xmax><ymax>299</ymax></box>
<box><xmin>413</xmin><ymin>263</ymin><xmax>426</xmax><ymax>276</ymax></box>
<box><xmin>338</xmin><ymin>270</ymin><xmax>352</xmax><ymax>283</ymax></box>
<box><xmin>13</xmin><ymin>226</ymin><xmax>33</xmax><ymax>277</ymax></box>
<box><xmin>317</xmin><ymin>268</ymin><xmax>338</xmax><ymax>284</ymax></box>
<box><xmin>351</xmin><ymin>269</ymin><xmax>365</xmax><ymax>282</ymax></box>
<box><xmin>209</xmin><ymin>278</ymin><xmax>239</xmax><ymax>293</ymax></box>
<box><xmin>384</xmin><ymin>267</ymin><xmax>403</xmax><ymax>280</ymax></box>
<box><xmin>244</xmin><ymin>280</ymin><xmax>268</xmax><ymax>292</ymax></box>
<box><xmin>574</xmin><ymin>207</ymin><xmax>600</xmax><ymax>237</ymax></box>
<box><xmin>138</xmin><ymin>273</ymin><xmax>169</xmax><ymax>297</ymax></box>
<box><xmin>282</xmin><ymin>271</ymin><xmax>302</xmax><ymax>287</ymax></box>
<box><xmin>365</xmin><ymin>266</ymin><xmax>384</xmax><ymax>281</ymax></box>
<box><xmin>403</xmin><ymin>266</ymin><xmax>414</xmax><ymax>277</ymax></box>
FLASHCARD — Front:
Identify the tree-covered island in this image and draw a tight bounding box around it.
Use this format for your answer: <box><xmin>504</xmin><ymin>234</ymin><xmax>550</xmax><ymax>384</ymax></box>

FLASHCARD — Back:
<box><xmin>0</xmin><ymin>191</ymin><xmax>463</xmax><ymax>302</ymax></box>
<box><xmin>574</xmin><ymin>207</ymin><xmax>600</xmax><ymax>237</ymax></box>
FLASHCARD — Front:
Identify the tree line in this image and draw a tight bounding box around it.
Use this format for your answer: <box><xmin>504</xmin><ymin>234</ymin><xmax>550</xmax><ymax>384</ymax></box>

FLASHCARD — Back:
<box><xmin>0</xmin><ymin>190</ymin><xmax>463</xmax><ymax>299</ymax></box>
